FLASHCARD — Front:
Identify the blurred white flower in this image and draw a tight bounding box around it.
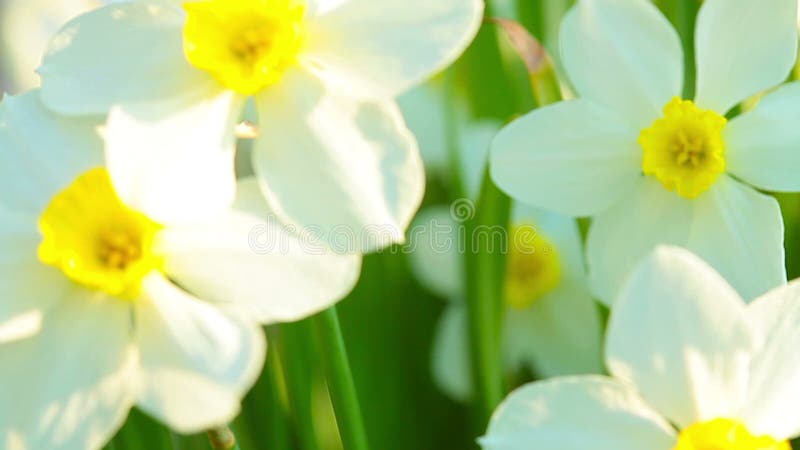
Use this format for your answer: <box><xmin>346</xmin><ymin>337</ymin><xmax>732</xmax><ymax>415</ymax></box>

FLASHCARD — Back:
<box><xmin>398</xmin><ymin>83</ymin><xmax>450</xmax><ymax>176</ymax></box>
<box><xmin>491</xmin><ymin>0</ymin><xmax>799</xmax><ymax>304</ymax></box>
<box><xmin>0</xmin><ymin>0</ymin><xmax>104</xmax><ymax>93</ymax></box>
<box><xmin>482</xmin><ymin>246</ymin><xmax>800</xmax><ymax>450</ymax></box>
<box><xmin>0</xmin><ymin>91</ymin><xmax>361</xmax><ymax>449</ymax></box>
<box><xmin>37</xmin><ymin>0</ymin><xmax>485</xmax><ymax>253</ymax></box>
<box><xmin>411</xmin><ymin>204</ymin><xmax>604</xmax><ymax>401</ymax></box>
<box><xmin>408</xmin><ymin>120</ymin><xmax>602</xmax><ymax>401</ymax></box>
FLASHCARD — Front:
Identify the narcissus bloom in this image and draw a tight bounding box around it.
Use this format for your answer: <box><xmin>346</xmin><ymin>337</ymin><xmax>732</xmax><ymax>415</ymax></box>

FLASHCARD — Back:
<box><xmin>0</xmin><ymin>92</ymin><xmax>360</xmax><ymax>450</ymax></box>
<box><xmin>409</xmin><ymin>122</ymin><xmax>602</xmax><ymax>400</ymax></box>
<box><xmin>38</xmin><ymin>0</ymin><xmax>484</xmax><ymax>252</ymax></box>
<box><xmin>411</xmin><ymin>204</ymin><xmax>603</xmax><ymax>401</ymax></box>
<box><xmin>482</xmin><ymin>246</ymin><xmax>800</xmax><ymax>450</ymax></box>
<box><xmin>490</xmin><ymin>0</ymin><xmax>799</xmax><ymax>303</ymax></box>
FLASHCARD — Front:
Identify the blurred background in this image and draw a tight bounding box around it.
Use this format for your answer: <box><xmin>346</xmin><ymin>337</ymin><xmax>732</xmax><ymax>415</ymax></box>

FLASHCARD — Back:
<box><xmin>3</xmin><ymin>0</ymin><xmax>800</xmax><ymax>449</ymax></box>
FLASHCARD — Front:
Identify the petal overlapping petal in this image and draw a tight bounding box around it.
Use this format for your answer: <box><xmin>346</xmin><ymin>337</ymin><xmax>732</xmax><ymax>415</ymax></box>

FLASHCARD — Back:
<box><xmin>105</xmin><ymin>87</ymin><xmax>244</xmax><ymax>226</ymax></box>
<box><xmin>606</xmin><ymin>247</ymin><xmax>758</xmax><ymax>428</ymax></box>
<box><xmin>156</xmin><ymin>179</ymin><xmax>362</xmax><ymax>324</ymax></box>
<box><xmin>0</xmin><ymin>291</ymin><xmax>136</xmax><ymax>450</ymax></box>
<box><xmin>253</xmin><ymin>69</ymin><xmax>424</xmax><ymax>253</ymax></box>
<box><xmin>134</xmin><ymin>274</ymin><xmax>266</xmax><ymax>434</ymax></box>
<box><xmin>587</xmin><ymin>177</ymin><xmax>785</xmax><ymax>304</ymax></box>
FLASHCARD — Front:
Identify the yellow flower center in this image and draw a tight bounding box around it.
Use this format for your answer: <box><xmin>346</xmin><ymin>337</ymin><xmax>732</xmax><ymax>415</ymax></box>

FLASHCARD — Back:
<box><xmin>504</xmin><ymin>225</ymin><xmax>561</xmax><ymax>310</ymax></box>
<box><xmin>182</xmin><ymin>0</ymin><xmax>306</xmax><ymax>95</ymax></box>
<box><xmin>38</xmin><ymin>168</ymin><xmax>163</xmax><ymax>299</ymax></box>
<box><xmin>639</xmin><ymin>97</ymin><xmax>727</xmax><ymax>199</ymax></box>
<box><xmin>674</xmin><ymin>419</ymin><xmax>790</xmax><ymax>450</ymax></box>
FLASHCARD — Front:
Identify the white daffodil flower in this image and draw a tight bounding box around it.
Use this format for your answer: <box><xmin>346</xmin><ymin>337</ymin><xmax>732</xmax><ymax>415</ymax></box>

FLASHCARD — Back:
<box><xmin>482</xmin><ymin>246</ymin><xmax>800</xmax><ymax>450</ymax></box>
<box><xmin>409</xmin><ymin>121</ymin><xmax>602</xmax><ymax>401</ymax></box>
<box><xmin>411</xmin><ymin>204</ymin><xmax>603</xmax><ymax>401</ymax></box>
<box><xmin>0</xmin><ymin>0</ymin><xmax>104</xmax><ymax>93</ymax></box>
<box><xmin>0</xmin><ymin>91</ymin><xmax>361</xmax><ymax>450</ymax></box>
<box><xmin>490</xmin><ymin>0</ymin><xmax>799</xmax><ymax>304</ymax></box>
<box><xmin>37</xmin><ymin>0</ymin><xmax>484</xmax><ymax>253</ymax></box>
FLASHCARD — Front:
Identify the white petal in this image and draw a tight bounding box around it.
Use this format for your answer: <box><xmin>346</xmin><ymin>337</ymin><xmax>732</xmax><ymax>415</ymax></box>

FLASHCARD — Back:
<box><xmin>253</xmin><ymin>69</ymin><xmax>425</xmax><ymax>253</ymax></box>
<box><xmin>694</xmin><ymin>0</ymin><xmax>798</xmax><ymax>114</ymax></box>
<box><xmin>0</xmin><ymin>0</ymin><xmax>102</xmax><ymax>93</ymax></box>
<box><xmin>407</xmin><ymin>206</ymin><xmax>463</xmax><ymax>299</ymax></box>
<box><xmin>302</xmin><ymin>0</ymin><xmax>483</xmax><ymax>100</ymax></box>
<box><xmin>587</xmin><ymin>180</ymin><xmax>690</xmax><ymax>303</ymax></box>
<box><xmin>490</xmin><ymin>99</ymin><xmax>641</xmax><ymax>217</ymax></box>
<box><xmin>105</xmin><ymin>88</ymin><xmax>244</xmax><ymax>226</ymax></box>
<box><xmin>156</xmin><ymin>179</ymin><xmax>362</xmax><ymax>324</ymax></box>
<box><xmin>739</xmin><ymin>280</ymin><xmax>800</xmax><ymax>439</ymax></box>
<box><xmin>505</xmin><ymin>204</ymin><xmax>604</xmax><ymax>377</ymax></box>
<box><xmin>134</xmin><ymin>274</ymin><xmax>266</xmax><ymax>433</ymax></box>
<box><xmin>686</xmin><ymin>177</ymin><xmax>786</xmax><ymax>300</ymax></box>
<box><xmin>607</xmin><ymin>246</ymin><xmax>758</xmax><ymax>429</ymax></box>
<box><xmin>587</xmin><ymin>177</ymin><xmax>786</xmax><ymax>304</ymax></box>
<box><xmin>726</xmin><ymin>82</ymin><xmax>800</xmax><ymax>191</ymax></box>
<box><xmin>0</xmin><ymin>290</ymin><xmax>137</xmax><ymax>450</ymax></box>
<box><xmin>0</xmin><ymin>91</ymin><xmax>103</xmax><ymax>214</ymax></box>
<box><xmin>0</xmin><ymin>208</ymin><xmax>69</xmax><ymax>342</ymax></box>
<box><xmin>559</xmin><ymin>0</ymin><xmax>683</xmax><ymax>127</ymax></box>
<box><xmin>39</xmin><ymin>1</ymin><xmax>213</xmax><ymax>115</ymax></box>
<box><xmin>431</xmin><ymin>305</ymin><xmax>473</xmax><ymax>402</ymax></box>
<box><xmin>481</xmin><ymin>376</ymin><xmax>676</xmax><ymax>450</ymax></box>
<box><xmin>504</xmin><ymin>291</ymin><xmax>604</xmax><ymax>379</ymax></box>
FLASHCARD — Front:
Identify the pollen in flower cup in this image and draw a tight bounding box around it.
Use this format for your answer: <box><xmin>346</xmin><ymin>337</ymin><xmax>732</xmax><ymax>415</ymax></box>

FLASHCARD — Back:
<box><xmin>482</xmin><ymin>246</ymin><xmax>800</xmax><ymax>450</ymax></box>
<box><xmin>490</xmin><ymin>0</ymin><xmax>800</xmax><ymax>303</ymax></box>
<box><xmin>0</xmin><ymin>92</ymin><xmax>361</xmax><ymax>450</ymax></box>
<box><xmin>38</xmin><ymin>0</ymin><xmax>484</xmax><ymax>253</ymax></box>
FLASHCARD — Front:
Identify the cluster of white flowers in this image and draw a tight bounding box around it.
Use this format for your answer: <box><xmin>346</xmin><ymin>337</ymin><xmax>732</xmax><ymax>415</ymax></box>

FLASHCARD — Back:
<box><xmin>481</xmin><ymin>0</ymin><xmax>800</xmax><ymax>448</ymax></box>
<box><xmin>0</xmin><ymin>0</ymin><xmax>482</xmax><ymax>448</ymax></box>
<box><xmin>3</xmin><ymin>0</ymin><xmax>800</xmax><ymax>449</ymax></box>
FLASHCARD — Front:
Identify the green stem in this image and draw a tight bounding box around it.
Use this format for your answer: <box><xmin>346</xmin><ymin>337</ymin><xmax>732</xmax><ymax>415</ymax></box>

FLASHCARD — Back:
<box><xmin>264</xmin><ymin>338</ymin><xmax>293</xmax><ymax>450</ymax></box>
<box><xmin>170</xmin><ymin>432</ymin><xmax>210</xmax><ymax>450</ymax></box>
<box><xmin>237</xmin><ymin>332</ymin><xmax>292</xmax><ymax>450</ymax></box>
<box><xmin>312</xmin><ymin>307</ymin><xmax>369</xmax><ymax>450</ymax></box>
<box><xmin>206</xmin><ymin>426</ymin><xmax>240</xmax><ymax>450</ymax></box>
<box><xmin>454</xmin><ymin>0</ymin><xmax>521</xmax><ymax>430</ymax></box>
<box><xmin>442</xmin><ymin>69</ymin><xmax>468</xmax><ymax>200</ymax></box>
<box><xmin>464</xmin><ymin>175</ymin><xmax>511</xmax><ymax>424</ymax></box>
<box><xmin>456</xmin><ymin>0</ymin><xmax>568</xmax><ymax>430</ymax></box>
<box><xmin>115</xmin><ymin>409</ymin><xmax>174</xmax><ymax>450</ymax></box>
<box><xmin>661</xmin><ymin>0</ymin><xmax>700</xmax><ymax>98</ymax></box>
<box><xmin>280</xmin><ymin>320</ymin><xmax>322</xmax><ymax>450</ymax></box>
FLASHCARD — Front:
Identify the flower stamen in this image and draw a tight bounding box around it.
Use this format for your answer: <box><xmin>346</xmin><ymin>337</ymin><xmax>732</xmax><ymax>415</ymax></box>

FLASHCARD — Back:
<box><xmin>639</xmin><ymin>97</ymin><xmax>727</xmax><ymax>199</ymax></box>
<box><xmin>674</xmin><ymin>419</ymin><xmax>789</xmax><ymax>450</ymax></box>
<box><xmin>504</xmin><ymin>225</ymin><xmax>561</xmax><ymax>310</ymax></box>
<box><xmin>183</xmin><ymin>0</ymin><xmax>306</xmax><ymax>95</ymax></box>
<box><xmin>37</xmin><ymin>168</ymin><xmax>163</xmax><ymax>299</ymax></box>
